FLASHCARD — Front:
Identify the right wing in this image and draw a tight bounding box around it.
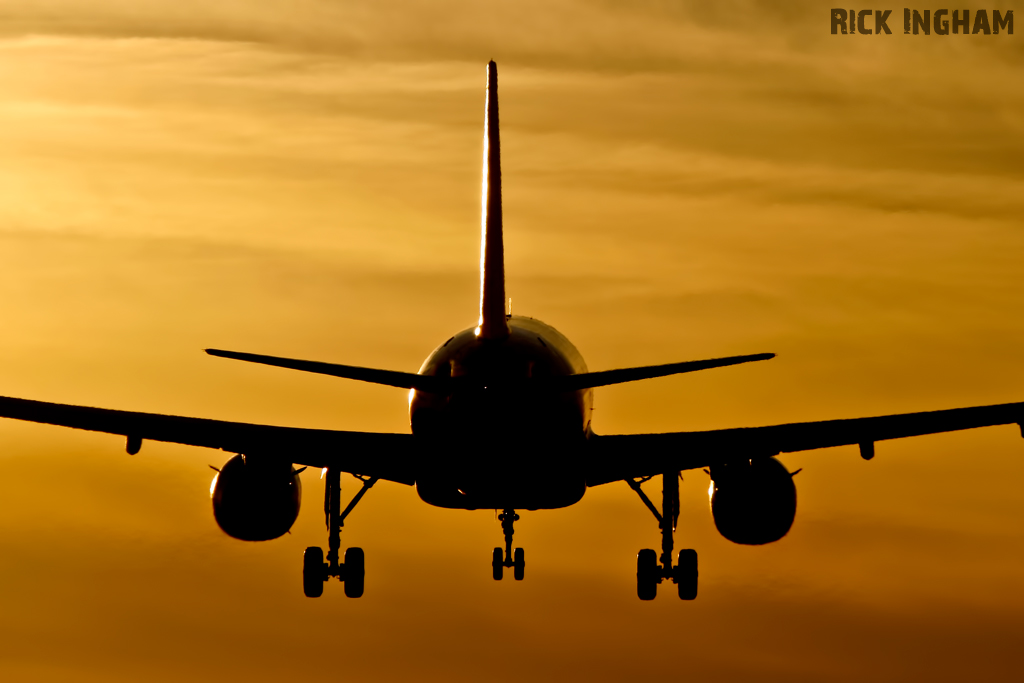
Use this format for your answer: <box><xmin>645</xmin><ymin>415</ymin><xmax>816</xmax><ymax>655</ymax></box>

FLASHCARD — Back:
<box><xmin>586</xmin><ymin>401</ymin><xmax>1024</xmax><ymax>485</ymax></box>
<box><xmin>0</xmin><ymin>395</ymin><xmax>416</xmax><ymax>484</ymax></box>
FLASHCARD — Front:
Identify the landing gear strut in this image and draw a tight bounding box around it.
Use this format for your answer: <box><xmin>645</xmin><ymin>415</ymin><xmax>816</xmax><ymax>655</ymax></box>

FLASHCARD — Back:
<box><xmin>491</xmin><ymin>508</ymin><xmax>525</xmax><ymax>581</ymax></box>
<box><xmin>303</xmin><ymin>467</ymin><xmax>378</xmax><ymax>598</ymax></box>
<box><xmin>627</xmin><ymin>471</ymin><xmax>698</xmax><ymax>601</ymax></box>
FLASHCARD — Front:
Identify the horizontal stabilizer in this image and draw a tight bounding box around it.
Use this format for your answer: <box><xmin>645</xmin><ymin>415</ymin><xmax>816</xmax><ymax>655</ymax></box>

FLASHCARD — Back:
<box><xmin>206</xmin><ymin>349</ymin><xmax>772</xmax><ymax>395</ymax></box>
<box><xmin>205</xmin><ymin>349</ymin><xmax>448</xmax><ymax>393</ymax></box>
<box><xmin>547</xmin><ymin>353</ymin><xmax>775</xmax><ymax>392</ymax></box>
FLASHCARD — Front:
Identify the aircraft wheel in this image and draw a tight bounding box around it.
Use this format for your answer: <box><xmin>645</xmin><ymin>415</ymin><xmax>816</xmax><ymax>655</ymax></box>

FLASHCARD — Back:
<box><xmin>676</xmin><ymin>549</ymin><xmax>698</xmax><ymax>600</ymax></box>
<box><xmin>492</xmin><ymin>547</ymin><xmax>504</xmax><ymax>581</ymax></box>
<box><xmin>343</xmin><ymin>547</ymin><xmax>365</xmax><ymax>598</ymax></box>
<box><xmin>513</xmin><ymin>548</ymin><xmax>525</xmax><ymax>581</ymax></box>
<box><xmin>303</xmin><ymin>546</ymin><xmax>325</xmax><ymax>598</ymax></box>
<box><xmin>636</xmin><ymin>548</ymin><xmax>658</xmax><ymax>601</ymax></box>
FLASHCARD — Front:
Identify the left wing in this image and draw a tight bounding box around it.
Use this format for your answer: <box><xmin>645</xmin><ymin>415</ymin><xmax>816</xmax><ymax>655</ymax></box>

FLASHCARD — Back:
<box><xmin>0</xmin><ymin>395</ymin><xmax>416</xmax><ymax>485</ymax></box>
<box><xmin>585</xmin><ymin>401</ymin><xmax>1024</xmax><ymax>485</ymax></box>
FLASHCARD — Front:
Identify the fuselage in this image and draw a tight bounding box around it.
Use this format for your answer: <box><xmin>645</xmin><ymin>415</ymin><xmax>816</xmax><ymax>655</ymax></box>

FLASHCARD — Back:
<box><xmin>410</xmin><ymin>315</ymin><xmax>592</xmax><ymax>510</ymax></box>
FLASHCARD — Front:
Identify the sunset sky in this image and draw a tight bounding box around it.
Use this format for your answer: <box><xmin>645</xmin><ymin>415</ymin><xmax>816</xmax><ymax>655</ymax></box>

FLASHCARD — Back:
<box><xmin>1</xmin><ymin>1</ymin><xmax>1023</xmax><ymax>680</ymax></box>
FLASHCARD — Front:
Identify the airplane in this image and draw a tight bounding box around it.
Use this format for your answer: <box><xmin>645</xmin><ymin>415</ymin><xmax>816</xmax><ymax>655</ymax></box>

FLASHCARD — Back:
<box><xmin>2</xmin><ymin>60</ymin><xmax>1023</xmax><ymax>601</ymax></box>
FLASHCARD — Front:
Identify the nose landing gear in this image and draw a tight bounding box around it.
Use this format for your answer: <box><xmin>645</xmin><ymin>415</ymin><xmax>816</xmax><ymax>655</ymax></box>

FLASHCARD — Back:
<box><xmin>628</xmin><ymin>471</ymin><xmax>698</xmax><ymax>601</ymax></box>
<box><xmin>491</xmin><ymin>508</ymin><xmax>525</xmax><ymax>581</ymax></box>
<box><xmin>303</xmin><ymin>467</ymin><xmax>377</xmax><ymax>598</ymax></box>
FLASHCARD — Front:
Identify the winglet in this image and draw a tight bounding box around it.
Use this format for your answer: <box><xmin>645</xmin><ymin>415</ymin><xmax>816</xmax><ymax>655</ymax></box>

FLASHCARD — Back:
<box><xmin>476</xmin><ymin>61</ymin><xmax>510</xmax><ymax>341</ymax></box>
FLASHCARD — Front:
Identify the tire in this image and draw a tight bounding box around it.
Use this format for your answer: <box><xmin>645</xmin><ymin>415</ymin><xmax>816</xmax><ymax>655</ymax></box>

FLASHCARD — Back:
<box><xmin>343</xmin><ymin>547</ymin><xmax>365</xmax><ymax>598</ymax></box>
<box><xmin>492</xmin><ymin>547</ymin><xmax>504</xmax><ymax>581</ymax></box>
<box><xmin>513</xmin><ymin>547</ymin><xmax>525</xmax><ymax>581</ymax></box>
<box><xmin>636</xmin><ymin>548</ymin><xmax>658</xmax><ymax>601</ymax></box>
<box><xmin>676</xmin><ymin>549</ymin><xmax>698</xmax><ymax>600</ymax></box>
<box><xmin>303</xmin><ymin>546</ymin><xmax>325</xmax><ymax>598</ymax></box>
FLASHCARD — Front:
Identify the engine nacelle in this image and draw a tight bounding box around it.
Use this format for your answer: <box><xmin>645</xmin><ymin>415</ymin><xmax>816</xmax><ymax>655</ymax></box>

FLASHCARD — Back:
<box><xmin>210</xmin><ymin>454</ymin><xmax>302</xmax><ymax>541</ymax></box>
<box><xmin>709</xmin><ymin>456</ymin><xmax>796</xmax><ymax>545</ymax></box>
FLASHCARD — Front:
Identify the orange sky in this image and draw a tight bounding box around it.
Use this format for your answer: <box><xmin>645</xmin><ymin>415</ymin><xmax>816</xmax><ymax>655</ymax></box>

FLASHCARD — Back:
<box><xmin>1</xmin><ymin>2</ymin><xmax>1023</xmax><ymax>680</ymax></box>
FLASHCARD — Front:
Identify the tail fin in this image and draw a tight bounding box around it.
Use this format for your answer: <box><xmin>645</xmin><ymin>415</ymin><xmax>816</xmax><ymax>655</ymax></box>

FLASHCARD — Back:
<box><xmin>476</xmin><ymin>60</ymin><xmax>510</xmax><ymax>340</ymax></box>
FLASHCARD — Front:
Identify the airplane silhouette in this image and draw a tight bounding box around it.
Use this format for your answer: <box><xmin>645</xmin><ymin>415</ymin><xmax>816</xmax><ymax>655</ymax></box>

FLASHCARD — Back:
<box><xmin>2</xmin><ymin>61</ymin><xmax>1023</xmax><ymax>600</ymax></box>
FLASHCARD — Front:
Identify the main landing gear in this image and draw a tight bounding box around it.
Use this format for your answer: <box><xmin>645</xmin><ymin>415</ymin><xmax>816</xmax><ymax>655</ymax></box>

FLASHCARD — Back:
<box><xmin>627</xmin><ymin>471</ymin><xmax>698</xmax><ymax>601</ymax></box>
<box><xmin>491</xmin><ymin>508</ymin><xmax>525</xmax><ymax>581</ymax></box>
<box><xmin>303</xmin><ymin>467</ymin><xmax>378</xmax><ymax>598</ymax></box>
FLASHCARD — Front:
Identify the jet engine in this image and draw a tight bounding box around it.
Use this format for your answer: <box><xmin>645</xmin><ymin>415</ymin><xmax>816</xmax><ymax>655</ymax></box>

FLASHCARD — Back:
<box><xmin>210</xmin><ymin>454</ymin><xmax>302</xmax><ymax>541</ymax></box>
<box><xmin>708</xmin><ymin>456</ymin><xmax>796</xmax><ymax>545</ymax></box>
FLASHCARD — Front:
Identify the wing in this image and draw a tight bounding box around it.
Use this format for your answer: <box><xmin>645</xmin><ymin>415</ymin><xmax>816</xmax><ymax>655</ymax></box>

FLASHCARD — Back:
<box><xmin>0</xmin><ymin>395</ymin><xmax>416</xmax><ymax>485</ymax></box>
<box><xmin>585</xmin><ymin>401</ymin><xmax>1024</xmax><ymax>485</ymax></box>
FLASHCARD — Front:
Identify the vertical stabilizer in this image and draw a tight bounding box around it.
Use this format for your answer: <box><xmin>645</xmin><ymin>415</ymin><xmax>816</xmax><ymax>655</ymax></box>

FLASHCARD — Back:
<box><xmin>476</xmin><ymin>61</ymin><xmax>510</xmax><ymax>340</ymax></box>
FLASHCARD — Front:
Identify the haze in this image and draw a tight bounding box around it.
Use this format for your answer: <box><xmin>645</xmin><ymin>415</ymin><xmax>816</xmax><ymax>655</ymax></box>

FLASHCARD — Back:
<box><xmin>0</xmin><ymin>1</ymin><xmax>1022</xmax><ymax>680</ymax></box>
